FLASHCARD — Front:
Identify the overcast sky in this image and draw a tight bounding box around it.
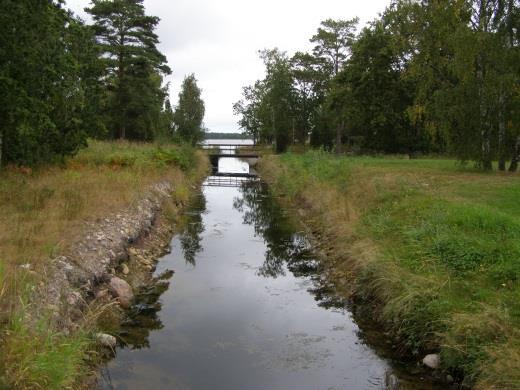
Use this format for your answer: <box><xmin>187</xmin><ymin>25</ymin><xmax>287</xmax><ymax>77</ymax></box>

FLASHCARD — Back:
<box><xmin>66</xmin><ymin>0</ymin><xmax>389</xmax><ymax>133</ymax></box>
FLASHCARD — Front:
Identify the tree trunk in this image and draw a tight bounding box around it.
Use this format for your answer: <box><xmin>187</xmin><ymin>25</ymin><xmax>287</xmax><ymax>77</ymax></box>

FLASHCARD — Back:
<box><xmin>481</xmin><ymin>130</ymin><xmax>492</xmax><ymax>170</ymax></box>
<box><xmin>118</xmin><ymin>37</ymin><xmax>126</xmax><ymax>140</ymax></box>
<box><xmin>335</xmin><ymin>120</ymin><xmax>343</xmax><ymax>155</ymax></box>
<box><xmin>271</xmin><ymin>107</ymin><xmax>276</xmax><ymax>151</ymax></box>
<box><xmin>477</xmin><ymin>62</ymin><xmax>492</xmax><ymax>170</ymax></box>
<box><xmin>292</xmin><ymin>117</ymin><xmax>295</xmax><ymax>145</ymax></box>
<box><xmin>509</xmin><ymin>135</ymin><xmax>520</xmax><ymax>172</ymax></box>
<box><xmin>477</xmin><ymin>6</ymin><xmax>492</xmax><ymax>170</ymax></box>
<box><xmin>498</xmin><ymin>92</ymin><xmax>506</xmax><ymax>171</ymax></box>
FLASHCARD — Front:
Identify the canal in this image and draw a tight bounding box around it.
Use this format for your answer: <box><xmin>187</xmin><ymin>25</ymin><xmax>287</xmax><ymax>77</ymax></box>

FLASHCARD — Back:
<box><xmin>99</xmin><ymin>156</ymin><xmax>428</xmax><ymax>389</ymax></box>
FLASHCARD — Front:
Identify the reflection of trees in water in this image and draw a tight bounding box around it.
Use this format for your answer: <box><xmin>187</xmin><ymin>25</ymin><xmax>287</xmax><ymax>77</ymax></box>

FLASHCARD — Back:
<box><xmin>233</xmin><ymin>181</ymin><xmax>317</xmax><ymax>278</ymax></box>
<box><xmin>234</xmin><ymin>180</ymin><xmax>347</xmax><ymax>310</ymax></box>
<box><xmin>118</xmin><ymin>270</ymin><xmax>174</xmax><ymax>349</ymax></box>
<box><xmin>233</xmin><ymin>182</ymin><xmax>316</xmax><ymax>278</ymax></box>
<box><xmin>116</xmin><ymin>193</ymin><xmax>207</xmax><ymax>350</ymax></box>
<box><xmin>180</xmin><ymin>193</ymin><xmax>206</xmax><ymax>266</ymax></box>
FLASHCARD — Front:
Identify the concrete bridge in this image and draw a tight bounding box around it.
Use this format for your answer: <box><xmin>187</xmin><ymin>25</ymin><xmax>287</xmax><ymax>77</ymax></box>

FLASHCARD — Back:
<box><xmin>202</xmin><ymin>143</ymin><xmax>260</xmax><ymax>171</ymax></box>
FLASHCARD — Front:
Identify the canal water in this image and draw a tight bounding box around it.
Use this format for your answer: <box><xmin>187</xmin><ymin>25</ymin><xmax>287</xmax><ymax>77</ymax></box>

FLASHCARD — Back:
<box><xmin>99</xmin><ymin>157</ymin><xmax>396</xmax><ymax>389</ymax></box>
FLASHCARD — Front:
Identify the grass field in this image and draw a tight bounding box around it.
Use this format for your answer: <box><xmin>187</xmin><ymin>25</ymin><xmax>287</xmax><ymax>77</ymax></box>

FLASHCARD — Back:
<box><xmin>0</xmin><ymin>140</ymin><xmax>207</xmax><ymax>389</ymax></box>
<box><xmin>259</xmin><ymin>152</ymin><xmax>520</xmax><ymax>389</ymax></box>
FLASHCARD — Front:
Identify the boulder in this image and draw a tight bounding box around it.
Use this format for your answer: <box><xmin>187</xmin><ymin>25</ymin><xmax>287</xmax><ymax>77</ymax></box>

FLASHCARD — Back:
<box><xmin>121</xmin><ymin>263</ymin><xmax>130</xmax><ymax>275</ymax></box>
<box><xmin>384</xmin><ymin>371</ymin><xmax>400</xmax><ymax>390</ymax></box>
<box><xmin>422</xmin><ymin>353</ymin><xmax>440</xmax><ymax>369</ymax></box>
<box><xmin>96</xmin><ymin>333</ymin><xmax>117</xmax><ymax>348</ymax></box>
<box><xmin>108</xmin><ymin>276</ymin><xmax>134</xmax><ymax>308</ymax></box>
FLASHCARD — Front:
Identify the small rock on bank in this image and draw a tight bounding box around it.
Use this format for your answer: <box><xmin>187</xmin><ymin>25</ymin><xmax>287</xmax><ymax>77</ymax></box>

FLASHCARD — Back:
<box><xmin>384</xmin><ymin>371</ymin><xmax>400</xmax><ymax>390</ymax></box>
<box><xmin>422</xmin><ymin>353</ymin><xmax>440</xmax><ymax>369</ymax></box>
<box><xmin>96</xmin><ymin>333</ymin><xmax>117</xmax><ymax>348</ymax></box>
<box><xmin>108</xmin><ymin>276</ymin><xmax>134</xmax><ymax>308</ymax></box>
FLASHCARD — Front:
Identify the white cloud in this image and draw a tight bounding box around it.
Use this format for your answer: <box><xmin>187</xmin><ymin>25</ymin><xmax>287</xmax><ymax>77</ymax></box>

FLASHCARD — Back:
<box><xmin>66</xmin><ymin>0</ymin><xmax>389</xmax><ymax>133</ymax></box>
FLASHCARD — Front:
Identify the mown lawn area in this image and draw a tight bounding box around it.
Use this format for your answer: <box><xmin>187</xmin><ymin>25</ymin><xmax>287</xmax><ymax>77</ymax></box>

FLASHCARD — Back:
<box><xmin>260</xmin><ymin>152</ymin><xmax>520</xmax><ymax>389</ymax></box>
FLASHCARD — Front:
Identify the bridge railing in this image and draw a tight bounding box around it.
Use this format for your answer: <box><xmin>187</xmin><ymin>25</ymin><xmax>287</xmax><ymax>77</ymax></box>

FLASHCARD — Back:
<box><xmin>202</xmin><ymin>143</ymin><xmax>259</xmax><ymax>156</ymax></box>
<box><xmin>202</xmin><ymin>143</ymin><xmax>256</xmax><ymax>149</ymax></box>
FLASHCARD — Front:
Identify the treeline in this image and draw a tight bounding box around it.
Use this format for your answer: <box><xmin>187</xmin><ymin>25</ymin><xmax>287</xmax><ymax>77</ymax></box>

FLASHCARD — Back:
<box><xmin>234</xmin><ymin>0</ymin><xmax>519</xmax><ymax>170</ymax></box>
<box><xmin>0</xmin><ymin>0</ymin><xmax>205</xmax><ymax>167</ymax></box>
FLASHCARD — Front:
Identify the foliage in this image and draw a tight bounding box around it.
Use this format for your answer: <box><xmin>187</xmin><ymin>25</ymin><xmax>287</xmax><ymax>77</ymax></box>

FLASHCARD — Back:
<box><xmin>331</xmin><ymin>22</ymin><xmax>419</xmax><ymax>154</ymax></box>
<box><xmin>0</xmin><ymin>0</ymin><xmax>189</xmax><ymax>166</ymax></box>
<box><xmin>0</xmin><ymin>1</ymin><xmax>98</xmax><ymax>166</ymax></box>
<box><xmin>236</xmin><ymin>2</ymin><xmax>519</xmax><ymax>169</ymax></box>
<box><xmin>173</xmin><ymin>74</ymin><xmax>206</xmax><ymax>146</ymax></box>
<box><xmin>86</xmin><ymin>0</ymin><xmax>172</xmax><ymax>141</ymax></box>
<box><xmin>310</xmin><ymin>18</ymin><xmax>360</xmax><ymax>76</ymax></box>
<box><xmin>2</xmin><ymin>313</ymin><xmax>90</xmax><ymax>389</ymax></box>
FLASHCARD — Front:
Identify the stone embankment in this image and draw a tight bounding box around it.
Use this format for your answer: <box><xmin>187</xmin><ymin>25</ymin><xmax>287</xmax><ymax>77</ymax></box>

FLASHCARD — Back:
<box><xmin>34</xmin><ymin>181</ymin><xmax>184</xmax><ymax>333</ymax></box>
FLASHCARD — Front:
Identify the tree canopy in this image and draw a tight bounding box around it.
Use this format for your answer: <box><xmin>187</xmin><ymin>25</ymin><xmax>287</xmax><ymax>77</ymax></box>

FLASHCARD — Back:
<box><xmin>0</xmin><ymin>0</ymin><xmax>210</xmax><ymax>168</ymax></box>
<box><xmin>86</xmin><ymin>0</ymin><xmax>172</xmax><ymax>141</ymax></box>
<box><xmin>235</xmin><ymin>2</ymin><xmax>519</xmax><ymax>169</ymax></box>
<box><xmin>0</xmin><ymin>1</ymin><xmax>99</xmax><ymax>166</ymax></box>
<box><xmin>173</xmin><ymin>74</ymin><xmax>206</xmax><ymax>146</ymax></box>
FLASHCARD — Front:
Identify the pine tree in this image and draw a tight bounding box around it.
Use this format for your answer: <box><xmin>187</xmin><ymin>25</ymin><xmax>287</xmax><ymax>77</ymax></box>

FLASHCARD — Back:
<box><xmin>86</xmin><ymin>0</ymin><xmax>171</xmax><ymax>140</ymax></box>
<box><xmin>0</xmin><ymin>1</ymin><xmax>97</xmax><ymax>166</ymax></box>
<box><xmin>310</xmin><ymin>18</ymin><xmax>358</xmax><ymax>153</ymax></box>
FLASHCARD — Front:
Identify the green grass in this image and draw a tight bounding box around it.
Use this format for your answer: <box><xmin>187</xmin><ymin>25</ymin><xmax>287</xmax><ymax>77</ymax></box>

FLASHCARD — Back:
<box><xmin>260</xmin><ymin>151</ymin><xmax>520</xmax><ymax>389</ymax></box>
<box><xmin>74</xmin><ymin>140</ymin><xmax>197</xmax><ymax>171</ymax></box>
<box><xmin>2</xmin><ymin>314</ymin><xmax>90</xmax><ymax>390</ymax></box>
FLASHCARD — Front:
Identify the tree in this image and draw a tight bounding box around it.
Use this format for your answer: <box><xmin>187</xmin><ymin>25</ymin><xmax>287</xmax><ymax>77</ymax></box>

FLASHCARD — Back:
<box><xmin>0</xmin><ymin>1</ymin><xmax>98</xmax><ymax>166</ymax></box>
<box><xmin>290</xmin><ymin>52</ymin><xmax>329</xmax><ymax>145</ymax></box>
<box><xmin>310</xmin><ymin>18</ymin><xmax>359</xmax><ymax>153</ymax></box>
<box><xmin>330</xmin><ymin>22</ymin><xmax>416</xmax><ymax>154</ymax></box>
<box><xmin>310</xmin><ymin>18</ymin><xmax>360</xmax><ymax>76</ymax></box>
<box><xmin>406</xmin><ymin>0</ymin><xmax>519</xmax><ymax>170</ymax></box>
<box><xmin>233</xmin><ymin>81</ymin><xmax>267</xmax><ymax>144</ymax></box>
<box><xmin>173</xmin><ymin>74</ymin><xmax>205</xmax><ymax>146</ymax></box>
<box><xmin>234</xmin><ymin>49</ymin><xmax>296</xmax><ymax>152</ymax></box>
<box><xmin>86</xmin><ymin>0</ymin><xmax>171</xmax><ymax>140</ymax></box>
<box><xmin>235</xmin><ymin>2</ymin><xmax>518</xmax><ymax>169</ymax></box>
<box><xmin>260</xmin><ymin>49</ymin><xmax>296</xmax><ymax>153</ymax></box>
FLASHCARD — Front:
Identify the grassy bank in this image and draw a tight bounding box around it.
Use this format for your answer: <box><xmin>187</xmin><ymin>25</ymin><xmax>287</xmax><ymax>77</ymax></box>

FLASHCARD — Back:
<box><xmin>0</xmin><ymin>140</ymin><xmax>208</xmax><ymax>389</ymax></box>
<box><xmin>259</xmin><ymin>152</ymin><xmax>520</xmax><ymax>389</ymax></box>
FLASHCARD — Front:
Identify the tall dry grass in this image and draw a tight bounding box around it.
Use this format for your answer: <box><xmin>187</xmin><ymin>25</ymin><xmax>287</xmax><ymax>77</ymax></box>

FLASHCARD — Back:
<box><xmin>0</xmin><ymin>140</ymin><xmax>208</xmax><ymax>388</ymax></box>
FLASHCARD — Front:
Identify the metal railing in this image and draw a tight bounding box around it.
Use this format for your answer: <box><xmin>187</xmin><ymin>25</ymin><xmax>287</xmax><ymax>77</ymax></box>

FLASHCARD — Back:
<box><xmin>203</xmin><ymin>175</ymin><xmax>259</xmax><ymax>187</ymax></box>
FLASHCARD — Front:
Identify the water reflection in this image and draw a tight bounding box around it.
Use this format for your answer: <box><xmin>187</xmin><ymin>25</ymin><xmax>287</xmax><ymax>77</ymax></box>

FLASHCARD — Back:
<box><xmin>218</xmin><ymin>157</ymin><xmax>250</xmax><ymax>174</ymax></box>
<box><xmin>118</xmin><ymin>270</ymin><xmax>173</xmax><ymax>349</ymax></box>
<box><xmin>234</xmin><ymin>180</ymin><xmax>344</xmax><ymax>310</ymax></box>
<box><xmin>233</xmin><ymin>181</ymin><xmax>315</xmax><ymax>279</ymax></box>
<box><xmin>179</xmin><ymin>194</ymin><xmax>206</xmax><ymax>266</ymax></box>
<box><xmin>115</xmin><ymin>195</ymin><xmax>206</xmax><ymax>349</ymax></box>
